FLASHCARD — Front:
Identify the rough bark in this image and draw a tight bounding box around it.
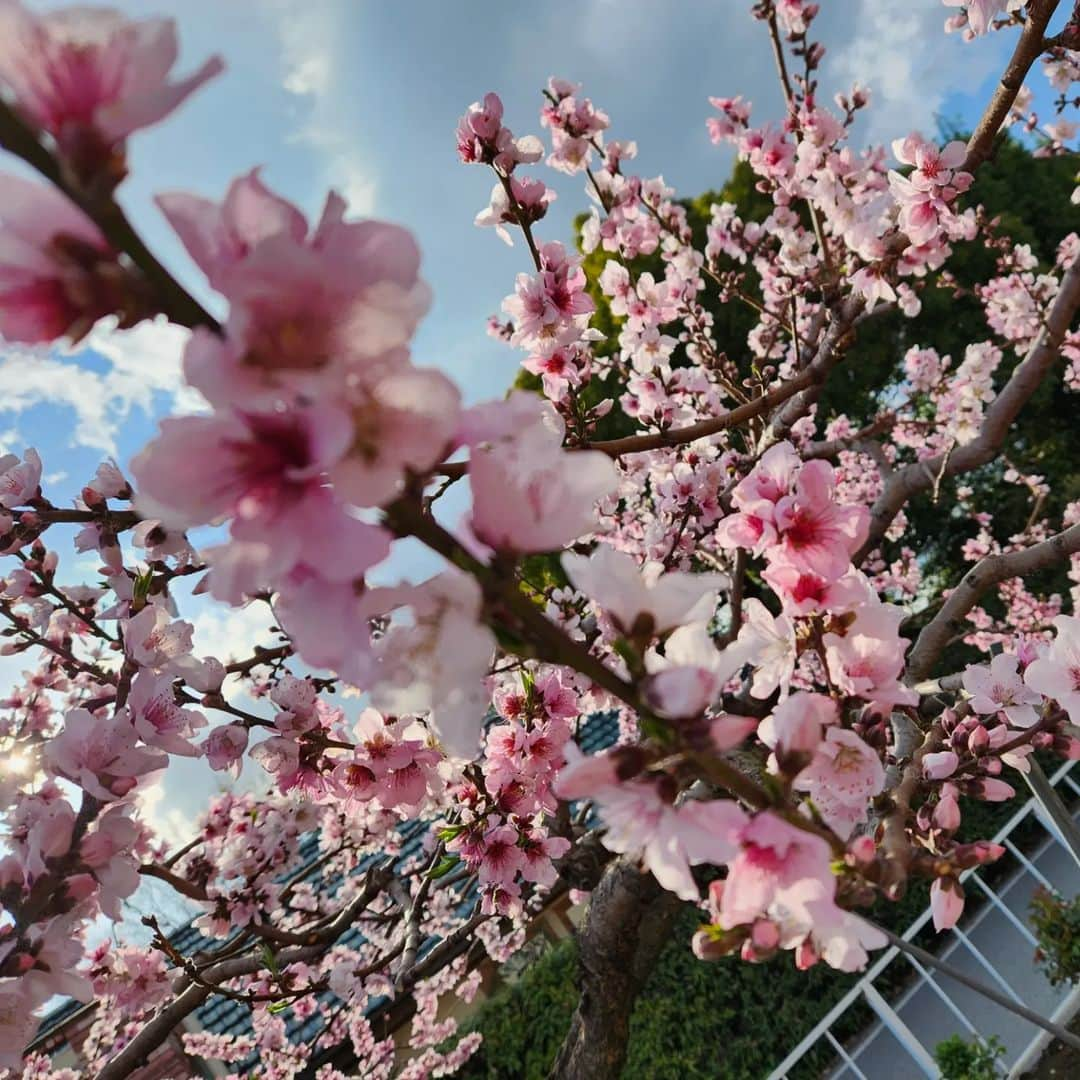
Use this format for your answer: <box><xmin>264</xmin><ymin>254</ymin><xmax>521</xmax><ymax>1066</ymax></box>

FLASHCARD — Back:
<box><xmin>548</xmin><ymin>858</ymin><xmax>682</xmax><ymax>1080</ymax></box>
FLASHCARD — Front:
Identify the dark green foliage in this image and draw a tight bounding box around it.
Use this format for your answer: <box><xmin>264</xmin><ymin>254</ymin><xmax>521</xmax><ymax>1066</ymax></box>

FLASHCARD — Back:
<box><xmin>934</xmin><ymin>1034</ymin><xmax>1006</xmax><ymax>1080</ymax></box>
<box><xmin>453</xmin><ymin>933</ymin><xmax>579</xmax><ymax>1080</ymax></box>
<box><xmin>1030</xmin><ymin>887</ymin><xmax>1080</xmax><ymax>988</ymax></box>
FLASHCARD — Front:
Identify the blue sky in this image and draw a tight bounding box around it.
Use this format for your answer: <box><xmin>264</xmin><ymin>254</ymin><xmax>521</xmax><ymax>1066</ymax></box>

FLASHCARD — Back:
<box><xmin>2</xmin><ymin>0</ymin><xmax>1067</xmax><ymax>845</ymax></box>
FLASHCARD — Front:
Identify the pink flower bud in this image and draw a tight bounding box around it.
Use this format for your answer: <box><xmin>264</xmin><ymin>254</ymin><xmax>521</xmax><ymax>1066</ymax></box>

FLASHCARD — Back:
<box><xmin>967</xmin><ymin>726</ymin><xmax>989</xmax><ymax>754</ymax></box>
<box><xmin>795</xmin><ymin>938</ymin><xmax>819</xmax><ymax>970</ymax></box>
<box><xmin>972</xmin><ymin>777</ymin><xmax>1014</xmax><ymax>802</ymax></box>
<box><xmin>751</xmin><ymin>918</ymin><xmax>781</xmax><ymax>952</ymax></box>
<box><xmin>932</xmin><ymin>793</ymin><xmax>961</xmax><ymax>832</ymax></box>
<box><xmin>848</xmin><ymin>835</ymin><xmax>876</xmax><ymax>866</ymax></box>
<box><xmin>931</xmin><ymin>876</ymin><xmax>964</xmax><ymax>931</ymax></box>
<box><xmin>923</xmin><ymin>750</ymin><xmax>959</xmax><ymax>780</ymax></box>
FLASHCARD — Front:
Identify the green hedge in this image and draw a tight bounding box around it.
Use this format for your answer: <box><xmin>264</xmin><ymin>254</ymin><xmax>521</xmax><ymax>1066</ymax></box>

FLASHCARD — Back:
<box><xmin>453</xmin><ymin>784</ymin><xmax>1043</xmax><ymax>1079</ymax></box>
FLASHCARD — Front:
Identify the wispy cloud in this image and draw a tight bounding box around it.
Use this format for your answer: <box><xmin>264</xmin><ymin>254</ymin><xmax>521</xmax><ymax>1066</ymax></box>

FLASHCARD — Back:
<box><xmin>0</xmin><ymin>317</ymin><xmax>192</xmax><ymax>455</ymax></box>
<box><xmin>830</xmin><ymin>1</ymin><xmax>1007</xmax><ymax>147</ymax></box>
<box><xmin>263</xmin><ymin>0</ymin><xmax>379</xmax><ymax>215</ymax></box>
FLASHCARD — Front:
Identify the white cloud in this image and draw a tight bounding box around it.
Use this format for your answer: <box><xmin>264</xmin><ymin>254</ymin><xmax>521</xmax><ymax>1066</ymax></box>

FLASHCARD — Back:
<box><xmin>0</xmin><ymin>317</ymin><xmax>192</xmax><ymax>455</ymax></box>
<box><xmin>188</xmin><ymin>599</ymin><xmax>280</xmax><ymax>700</ymax></box>
<box><xmin>831</xmin><ymin>1</ymin><xmax>1007</xmax><ymax>147</ymax></box>
<box><xmin>263</xmin><ymin>0</ymin><xmax>379</xmax><ymax>216</ymax></box>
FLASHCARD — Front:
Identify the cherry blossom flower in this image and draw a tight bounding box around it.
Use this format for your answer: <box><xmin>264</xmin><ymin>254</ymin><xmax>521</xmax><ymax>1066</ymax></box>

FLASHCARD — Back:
<box><xmin>644</xmin><ymin>621</ymin><xmax>748</xmax><ymax>718</ymax></box>
<box><xmin>924</xmin><ymin>750</ymin><xmax>960</xmax><ymax>780</ymax></box>
<box><xmin>720</xmin><ymin>811</ymin><xmax>884</xmax><ymax>971</ymax></box>
<box><xmin>44</xmin><ymin>709</ymin><xmax>165</xmax><ymax>801</ymax></box>
<box><xmin>0</xmin><ymin>448</ymin><xmax>41</xmax><ymax>508</ymax></box>
<box><xmin>930</xmin><ymin>876</ymin><xmax>964</xmax><ymax>931</ymax></box>
<box><xmin>942</xmin><ymin>0</ymin><xmax>1022</xmax><ymax>37</ymax></box>
<box><xmin>792</xmin><ymin>728</ymin><xmax>885</xmax><ymax>839</ymax></box>
<box><xmin>732</xmin><ymin>598</ymin><xmax>797</xmax><ymax>700</ymax></box>
<box><xmin>124</xmin><ymin>670</ymin><xmax>206</xmax><ymax>756</ymax></box>
<box><xmin>474</xmin><ymin>176</ymin><xmax>556</xmax><ymax>245</ymax></box>
<box><xmin>555</xmin><ymin>744</ymin><xmax>746</xmax><ymax>901</ymax></box>
<box><xmin>467</xmin><ymin>396</ymin><xmax>617</xmax><ymax>554</ymax></box>
<box><xmin>359</xmin><ymin>573</ymin><xmax>496</xmax><ymax>759</ymax></box>
<box><xmin>562</xmin><ymin>543</ymin><xmax>726</xmax><ymax>638</ymax></box>
<box><xmin>0</xmin><ymin>4</ymin><xmax>222</xmax><ymax>167</ymax></box>
<box><xmin>0</xmin><ymin>174</ymin><xmax>124</xmax><ymax>343</ymax></box>
<box><xmin>963</xmin><ymin>653</ymin><xmax>1041</xmax><ymax>727</ymax></box>
<box><xmin>1024</xmin><ymin>614</ymin><xmax>1080</xmax><ymax>724</ymax></box>
<box><xmin>758</xmin><ymin>691</ymin><xmax>837</xmax><ymax>764</ymax></box>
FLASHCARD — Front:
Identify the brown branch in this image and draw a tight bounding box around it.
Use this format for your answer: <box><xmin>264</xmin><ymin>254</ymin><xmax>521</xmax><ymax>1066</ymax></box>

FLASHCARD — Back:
<box><xmin>548</xmin><ymin>858</ymin><xmax>682</xmax><ymax>1079</ymax></box>
<box><xmin>586</xmin><ymin>300</ymin><xmax>858</xmax><ymax>458</ymax></box>
<box><xmin>138</xmin><ymin>864</ymin><xmax>208</xmax><ymax>902</ymax></box>
<box><xmin>879</xmin><ymin>721</ymin><xmax>946</xmax><ymax>898</ymax></box>
<box><xmin>858</xmin><ymin>251</ymin><xmax>1080</xmax><ymax>561</ymax></box>
<box><xmin>0</xmin><ymin>98</ymin><xmax>218</xmax><ymax>332</ymax></box>
<box><xmin>907</xmin><ymin>522</ymin><xmax>1080</xmax><ymax>681</ymax></box>
<box><xmin>962</xmin><ymin>0</ymin><xmax>1062</xmax><ymax>174</ymax></box>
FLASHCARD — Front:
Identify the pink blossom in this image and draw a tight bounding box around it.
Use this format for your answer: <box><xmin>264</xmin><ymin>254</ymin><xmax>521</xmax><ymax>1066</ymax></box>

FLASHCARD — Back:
<box><xmin>0</xmin><ymin>174</ymin><xmax>120</xmax><ymax>343</ymax></box>
<box><xmin>942</xmin><ymin>0</ymin><xmax>1021</xmax><ymax>36</ymax></box>
<box><xmin>772</xmin><ymin>461</ymin><xmax>869</xmax><ymax>581</ymax></box>
<box><xmin>721</xmin><ymin>814</ymin><xmax>835</xmax><ymax>939</ymax></box>
<box><xmin>892</xmin><ymin>135</ymin><xmax>969</xmax><ymax>193</ymax></box>
<box><xmin>332</xmin><ymin>709</ymin><xmax>440</xmax><ymax>811</ymax></box>
<box><xmin>132</xmin><ymin>406</ymin><xmax>391</xmax><ymax>600</ymax></box>
<box><xmin>554</xmin><ymin>744</ymin><xmax>747</xmax><ymax>901</ymax></box>
<box><xmin>519</xmin><ymin>829</ymin><xmax>571</xmax><ymax>887</ymax></box>
<box><xmin>476</xmin><ymin>823</ymin><xmax>526</xmax><ymax>885</ymax></box>
<box><xmin>124</xmin><ymin>670</ymin><xmax>207</xmax><ymax>756</ymax></box>
<box><xmin>132</xmin><ymin>404</ymin><xmax>350</xmax><ymax>530</ymax></box>
<box><xmin>562</xmin><ymin>543</ymin><xmax>726</xmax><ymax>637</ymax></box>
<box><xmin>474</xmin><ymin>176</ymin><xmax>556</xmax><ymax>245</ymax></box>
<box><xmin>0</xmin><ymin>447</ymin><xmax>41</xmax><ymax>507</ymax></box>
<box><xmin>758</xmin><ymin>692</ymin><xmax>837</xmax><ymax>762</ymax></box>
<box><xmin>963</xmin><ymin>653</ymin><xmax>1041</xmax><ymax>727</ymax></box>
<box><xmin>44</xmin><ymin>708</ymin><xmax>165</xmax><ymax>801</ymax></box>
<box><xmin>156</xmin><ymin>168</ymin><xmax>307</xmax><ymax>290</ymax></box>
<box><xmin>359</xmin><ymin>573</ymin><xmax>495</xmax><ymax>759</ymax></box>
<box><xmin>123</xmin><ymin>604</ymin><xmax>194</xmax><ymax>673</ymax></box>
<box><xmin>733</xmin><ymin>598</ymin><xmax>796</xmax><ymax>700</ymax></box>
<box><xmin>823</xmin><ymin>602</ymin><xmax>918</xmax><ymax>708</ymax></box>
<box><xmin>328</xmin><ymin>366</ymin><xmax>462</xmax><ymax>508</ymax></box>
<box><xmin>923</xmin><ymin>750</ymin><xmax>960</xmax><ymax>780</ymax></box>
<box><xmin>170</xmin><ymin>185</ymin><xmax>431</xmax><ymax>410</ymax></box>
<box><xmin>79</xmin><ymin>805</ymin><xmax>141</xmax><ymax>919</ymax></box>
<box><xmin>467</xmin><ymin>396</ymin><xmax>617</xmax><ymax>554</ymax></box>
<box><xmin>644</xmin><ymin>621</ymin><xmax>748</xmax><ymax>718</ymax></box>
<box><xmin>1024</xmin><ymin>614</ymin><xmax>1080</xmax><ymax>724</ymax></box>
<box><xmin>203</xmin><ymin>723</ymin><xmax>249</xmax><ymax>774</ymax></box>
<box><xmin>792</xmin><ymin>728</ymin><xmax>885</xmax><ymax>839</ymax></box>
<box><xmin>0</xmin><ymin>4</ymin><xmax>222</xmax><ymax>163</ymax></box>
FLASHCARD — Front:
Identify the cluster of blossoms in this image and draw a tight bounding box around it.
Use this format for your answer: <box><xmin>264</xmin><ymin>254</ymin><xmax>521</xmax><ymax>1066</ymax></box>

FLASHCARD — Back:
<box><xmin>0</xmin><ymin>0</ymin><xmax>1078</xmax><ymax>1077</ymax></box>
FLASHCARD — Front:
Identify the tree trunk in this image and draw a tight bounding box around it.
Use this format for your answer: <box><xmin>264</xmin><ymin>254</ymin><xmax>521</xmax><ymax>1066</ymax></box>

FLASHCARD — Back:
<box><xmin>548</xmin><ymin>858</ymin><xmax>681</xmax><ymax>1080</ymax></box>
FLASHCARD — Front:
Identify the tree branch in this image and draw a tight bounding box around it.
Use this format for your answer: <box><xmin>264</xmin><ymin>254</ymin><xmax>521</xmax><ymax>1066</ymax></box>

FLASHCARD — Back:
<box><xmin>548</xmin><ymin>858</ymin><xmax>682</xmax><ymax>1079</ymax></box>
<box><xmin>961</xmin><ymin>0</ymin><xmax>1062</xmax><ymax>174</ymax></box>
<box><xmin>907</xmin><ymin>522</ymin><xmax>1080</xmax><ymax>682</ymax></box>
<box><xmin>0</xmin><ymin>98</ymin><xmax>218</xmax><ymax>332</ymax></box>
<box><xmin>858</xmin><ymin>251</ymin><xmax>1080</xmax><ymax>561</ymax></box>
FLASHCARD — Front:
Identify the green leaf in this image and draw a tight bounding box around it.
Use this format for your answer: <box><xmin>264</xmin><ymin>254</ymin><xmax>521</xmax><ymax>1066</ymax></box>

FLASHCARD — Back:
<box><xmin>426</xmin><ymin>854</ymin><xmax>460</xmax><ymax>880</ymax></box>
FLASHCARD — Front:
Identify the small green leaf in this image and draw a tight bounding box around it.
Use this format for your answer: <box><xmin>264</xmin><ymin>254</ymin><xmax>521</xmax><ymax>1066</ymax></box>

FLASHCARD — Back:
<box><xmin>427</xmin><ymin>854</ymin><xmax>460</xmax><ymax>880</ymax></box>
